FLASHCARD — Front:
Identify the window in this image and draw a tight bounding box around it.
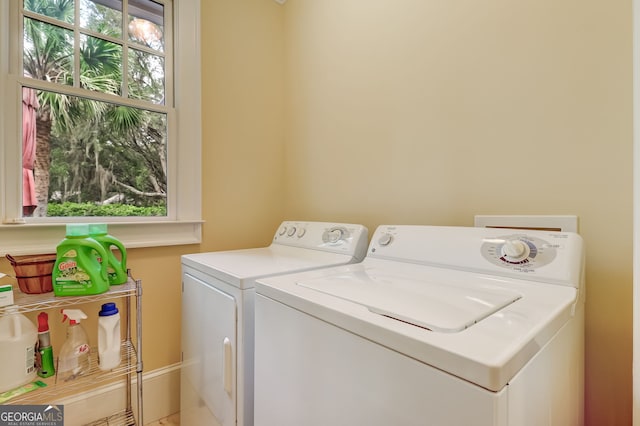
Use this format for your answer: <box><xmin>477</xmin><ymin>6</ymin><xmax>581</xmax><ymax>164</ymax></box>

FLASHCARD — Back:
<box><xmin>0</xmin><ymin>0</ymin><xmax>202</xmax><ymax>253</ymax></box>
<box><xmin>21</xmin><ymin>0</ymin><xmax>169</xmax><ymax>218</ymax></box>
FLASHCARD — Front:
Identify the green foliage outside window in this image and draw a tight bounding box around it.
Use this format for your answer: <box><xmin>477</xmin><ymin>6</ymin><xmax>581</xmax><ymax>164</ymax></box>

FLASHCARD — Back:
<box><xmin>22</xmin><ymin>0</ymin><xmax>168</xmax><ymax>218</ymax></box>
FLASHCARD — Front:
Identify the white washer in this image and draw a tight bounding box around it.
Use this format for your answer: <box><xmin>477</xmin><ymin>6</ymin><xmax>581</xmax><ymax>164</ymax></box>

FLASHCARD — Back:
<box><xmin>254</xmin><ymin>225</ymin><xmax>585</xmax><ymax>426</ymax></box>
<box><xmin>180</xmin><ymin>221</ymin><xmax>368</xmax><ymax>426</ymax></box>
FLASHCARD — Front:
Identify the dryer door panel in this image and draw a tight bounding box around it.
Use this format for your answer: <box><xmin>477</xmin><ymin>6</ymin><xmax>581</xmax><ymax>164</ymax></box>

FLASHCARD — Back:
<box><xmin>181</xmin><ymin>272</ymin><xmax>237</xmax><ymax>426</ymax></box>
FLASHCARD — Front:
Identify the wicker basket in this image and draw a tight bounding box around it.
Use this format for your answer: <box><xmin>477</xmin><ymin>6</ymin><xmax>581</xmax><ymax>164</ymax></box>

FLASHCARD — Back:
<box><xmin>6</xmin><ymin>254</ymin><xmax>57</xmax><ymax>294</ymax></box>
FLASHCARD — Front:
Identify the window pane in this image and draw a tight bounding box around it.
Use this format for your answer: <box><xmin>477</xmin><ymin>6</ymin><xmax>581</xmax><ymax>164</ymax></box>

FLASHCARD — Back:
<box><xmin>22</xmin><ymin>87</ymin><xmax>168</xmax><ymax>218</ymax></box>
<box><xmin>128</xmin><ymin>0</ymin><xmax>164</xmax><ymax>52</ymax></box>
<box><xmin>80</xmin><ymin>34</ymin><xmax>122</xmax><ymax>95</ymax></box>
<box><xmin>23</xmin><ymin>18</ymin><xmax>74</xmax><ymax>85</ymax></box>
<box><xmin>23</xmin><ymin>0</ymin><xmax>75</xmax><ymax>25</ymax></box>
<box><xmin>128</xmin><ymin>48</ymin><xmax>164</xmax><ymax>104</ymax></box>
<box><xmin>80</xmin><ymin>0</ymin><xmax>122</xmax><ymax>38</ymax></box>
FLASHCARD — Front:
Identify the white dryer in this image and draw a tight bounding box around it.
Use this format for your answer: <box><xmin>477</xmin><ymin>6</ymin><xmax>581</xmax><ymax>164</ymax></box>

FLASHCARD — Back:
<box><xmin>180</xmin><ymin>221</ymin><xmax>368</xmax><ymax>426</ymax></box>
<box><xmin>254</xmin><ymin>225</ymin><xmax>585</xmax><ymax>426</ymax></box>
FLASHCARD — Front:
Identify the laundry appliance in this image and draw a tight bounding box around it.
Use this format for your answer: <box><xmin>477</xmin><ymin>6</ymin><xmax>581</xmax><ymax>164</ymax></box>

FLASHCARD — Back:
<box><xmin>254</xmin><ymin>225</ymin><xmax>584</xmax><ymax>426</ymax></box>
<box><xmin>180</xmin><ymin>221</ymin><xmax>368</xmax><ymax>426</ymax></box>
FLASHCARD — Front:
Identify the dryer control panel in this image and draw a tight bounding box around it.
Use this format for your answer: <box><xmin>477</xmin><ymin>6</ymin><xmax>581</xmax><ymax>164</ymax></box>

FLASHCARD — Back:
<box><xmin>272</xmin><ymin>221</ymin><xmax>369</xmax><ymax>260</ymax></box>
<box><xmin>480</xmin><ymin>234</ymin><xmax>557</xmax><ymax>272</ymax></box>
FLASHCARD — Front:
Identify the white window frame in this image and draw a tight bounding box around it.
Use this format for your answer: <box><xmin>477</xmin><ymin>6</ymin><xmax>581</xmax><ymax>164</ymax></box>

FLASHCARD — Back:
<box><xmin>0</xmin><ymin>0</ymin><xmax>202</xmax><ymax>255</ymax></box>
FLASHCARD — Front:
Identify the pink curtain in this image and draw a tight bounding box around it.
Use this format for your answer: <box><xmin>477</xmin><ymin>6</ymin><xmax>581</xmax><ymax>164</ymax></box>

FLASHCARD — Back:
<box><xmin>22</xmin><ymin>87</ymin><xmax>38</xmax><ymax>215</ymax></box>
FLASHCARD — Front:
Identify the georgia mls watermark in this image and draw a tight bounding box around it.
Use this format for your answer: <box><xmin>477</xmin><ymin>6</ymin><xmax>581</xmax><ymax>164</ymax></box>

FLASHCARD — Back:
<box><xmin>0</xmin><ymin>405</ymin><xmax>63</xmax><ymax>426</ymax></box>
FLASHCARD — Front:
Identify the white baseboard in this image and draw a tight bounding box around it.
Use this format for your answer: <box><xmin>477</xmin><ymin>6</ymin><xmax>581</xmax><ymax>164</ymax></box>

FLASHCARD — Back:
<box><xmin>60</xmin><ymin>363</ymin><xmax>181</xmax><ymax>425</ymax></box>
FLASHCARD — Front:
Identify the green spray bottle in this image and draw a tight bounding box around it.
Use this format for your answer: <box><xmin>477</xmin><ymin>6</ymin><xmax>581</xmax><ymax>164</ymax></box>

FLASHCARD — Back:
<box><xmin>52</xmin><ymin>223</ymin><xmax>109</xmax><ymax>296</ymax></box>
<box><xmin>89</xmin><ymin>223</ymin><xmax>128</xmax><ymax>285</ymax></box>
<box><xmin>36</xmin><ymin>312</ymin><xmax>55</xmax><ymax>378</ymax></box>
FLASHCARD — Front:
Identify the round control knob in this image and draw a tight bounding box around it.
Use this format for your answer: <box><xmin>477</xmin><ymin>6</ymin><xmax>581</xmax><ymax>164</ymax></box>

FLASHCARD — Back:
<box><xmin>327</xmin><ymin>229</ymin><xmax>343</xmax><ymax>243</ymax></box>
<box><xmin>278</xmin><ymin>226</ymin><xmax>287</xmax><ymax>236</ymax></box>
<box><xmin>501</xmin><ymin>239</ymin><xmax>529</xmax><ymax>261</ymax></box>
<box><xmin>378</xmin><ymin>233</ymin><xmax>393</xmax><ymax>246</ymax></box>
<box><xmin>297</xmin><ymin>228</ymin><xmax>306</xmax><ymax>238</ymax></box>
<box><xmin>287</xmin><ymin>226</ymin><xmax>297</xmax><ymax>237</ymax></box>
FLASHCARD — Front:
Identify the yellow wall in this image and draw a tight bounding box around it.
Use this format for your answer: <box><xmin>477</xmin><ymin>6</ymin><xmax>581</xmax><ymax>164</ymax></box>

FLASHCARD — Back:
<box><xmin>0</xmin><ymin>1</ymin><xmax>630</xmax><ymax>424</ymax></box>
<box><xmin>281</xmin><ymin>1</ymin><xmax>632</xmax><ymax>425</ymax></box>
<box><xmin>109</xmin><ymin>1</ymin><xmax>633</xmax><ymax>423</ymax></box>
<box><xmin>200</xmin><ymin>0</ymin><xmax>285</xmax><ymax>252</ymax></box>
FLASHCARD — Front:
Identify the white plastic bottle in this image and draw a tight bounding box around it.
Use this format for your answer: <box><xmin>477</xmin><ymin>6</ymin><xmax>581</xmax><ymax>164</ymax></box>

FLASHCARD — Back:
<box><xmin>58</xmin><ymin>309</ymin><xmax>91</xmax><ymax>381</ymax></box>
<box><xmin>98</xmin><ymin>302</ymin><xmax>121</xmax><ymax>371</ymax></box>
<box><xmin>0</xmin><ymin>305</ymin><xmax>37</xmax><ymax>392</ymax></box>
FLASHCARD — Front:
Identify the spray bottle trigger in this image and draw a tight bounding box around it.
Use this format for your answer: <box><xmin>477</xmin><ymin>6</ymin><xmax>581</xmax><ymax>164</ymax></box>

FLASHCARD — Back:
<box><xmin>61</xmin><ymin>309</ymin><xmax>87</xmax><ymax>325</ymax></box>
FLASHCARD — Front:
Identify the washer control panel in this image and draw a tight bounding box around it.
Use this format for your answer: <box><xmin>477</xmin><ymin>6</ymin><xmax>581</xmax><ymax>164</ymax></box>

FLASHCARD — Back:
<box><xmin>481</xmin><ymin>234</ymin><xmax>557</xmax><ymax>271</ymax></box>
<box><xmin>367</xmin><ymin>225</ymin><xmax>583</xmax><ymax>286</ymax></box>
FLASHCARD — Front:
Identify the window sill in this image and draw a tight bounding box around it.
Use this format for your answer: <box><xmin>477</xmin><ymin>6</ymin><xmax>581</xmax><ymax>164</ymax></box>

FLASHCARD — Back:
<box><xmin>0</xmin><ymin>220</ymin><xmax>202</xmax><ymax>256</ymax></box>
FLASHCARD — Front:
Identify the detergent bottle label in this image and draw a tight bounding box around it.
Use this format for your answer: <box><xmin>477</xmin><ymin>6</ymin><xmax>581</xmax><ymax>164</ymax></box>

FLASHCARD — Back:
<box><xmin>55</xmin><ymin>257</ymin><xmax>91</xmax><ymax>284</ymax></box>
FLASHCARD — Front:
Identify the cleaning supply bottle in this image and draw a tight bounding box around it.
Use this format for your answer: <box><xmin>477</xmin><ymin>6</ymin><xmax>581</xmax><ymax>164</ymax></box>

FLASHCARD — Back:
<box><xmin>52</xmin><ymin>223</ymin><xmax>110</xmax><ymax>296</ymax></box>
<box><xmin>0</xmin><ymin>305</ymin><xmax>37</xmax><ymax>392</ymax></box>
<box><xmin>98</xmin><ymin>302</ymin><xmax>121</xmax><ymax>371</ymax></box>
<box><xmin>36</xmin><ymin>312</ymin><xmax>55</xmax><ymax>378</ymax></box>
<box><xmin>58</xmin><ymin>309</ymin><xmax>91</xmax><ymax>381</ymax></box>
<box><xmin>89</xmin><ymin>223</ymin><xmax>128</xmax><ymax>285</ymax></box>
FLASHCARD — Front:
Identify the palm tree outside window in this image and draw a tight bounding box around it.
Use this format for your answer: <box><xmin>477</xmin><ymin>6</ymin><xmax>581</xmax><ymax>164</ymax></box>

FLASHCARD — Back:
<box><xmin>21</xmin><ymin>0</ymin><xmax>170</xmax><ymax>218</ymax></box>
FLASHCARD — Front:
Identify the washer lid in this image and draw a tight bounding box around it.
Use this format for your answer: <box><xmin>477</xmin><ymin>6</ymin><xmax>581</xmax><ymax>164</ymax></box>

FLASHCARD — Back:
<box><xmin>257</xmin><ymin>259</ymin><xmax>581</xmax><ymax>391</ymax></box>
<box><xmin>298</xmin><ymin>273</ymin><xmax>521</xmax><ymax>332</ymax></box>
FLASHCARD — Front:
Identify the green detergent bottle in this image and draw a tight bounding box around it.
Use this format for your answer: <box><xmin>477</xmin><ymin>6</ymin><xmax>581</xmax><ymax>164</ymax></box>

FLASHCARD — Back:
<box><xmin>52</xmin><ymin>224</ymin><xmax>109</xmax><ymax>296</ymax></box>
<box><xmin>89</xmin><ymin>223</ymin><xmax>128</xmax><ymax>285</ymax></box>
